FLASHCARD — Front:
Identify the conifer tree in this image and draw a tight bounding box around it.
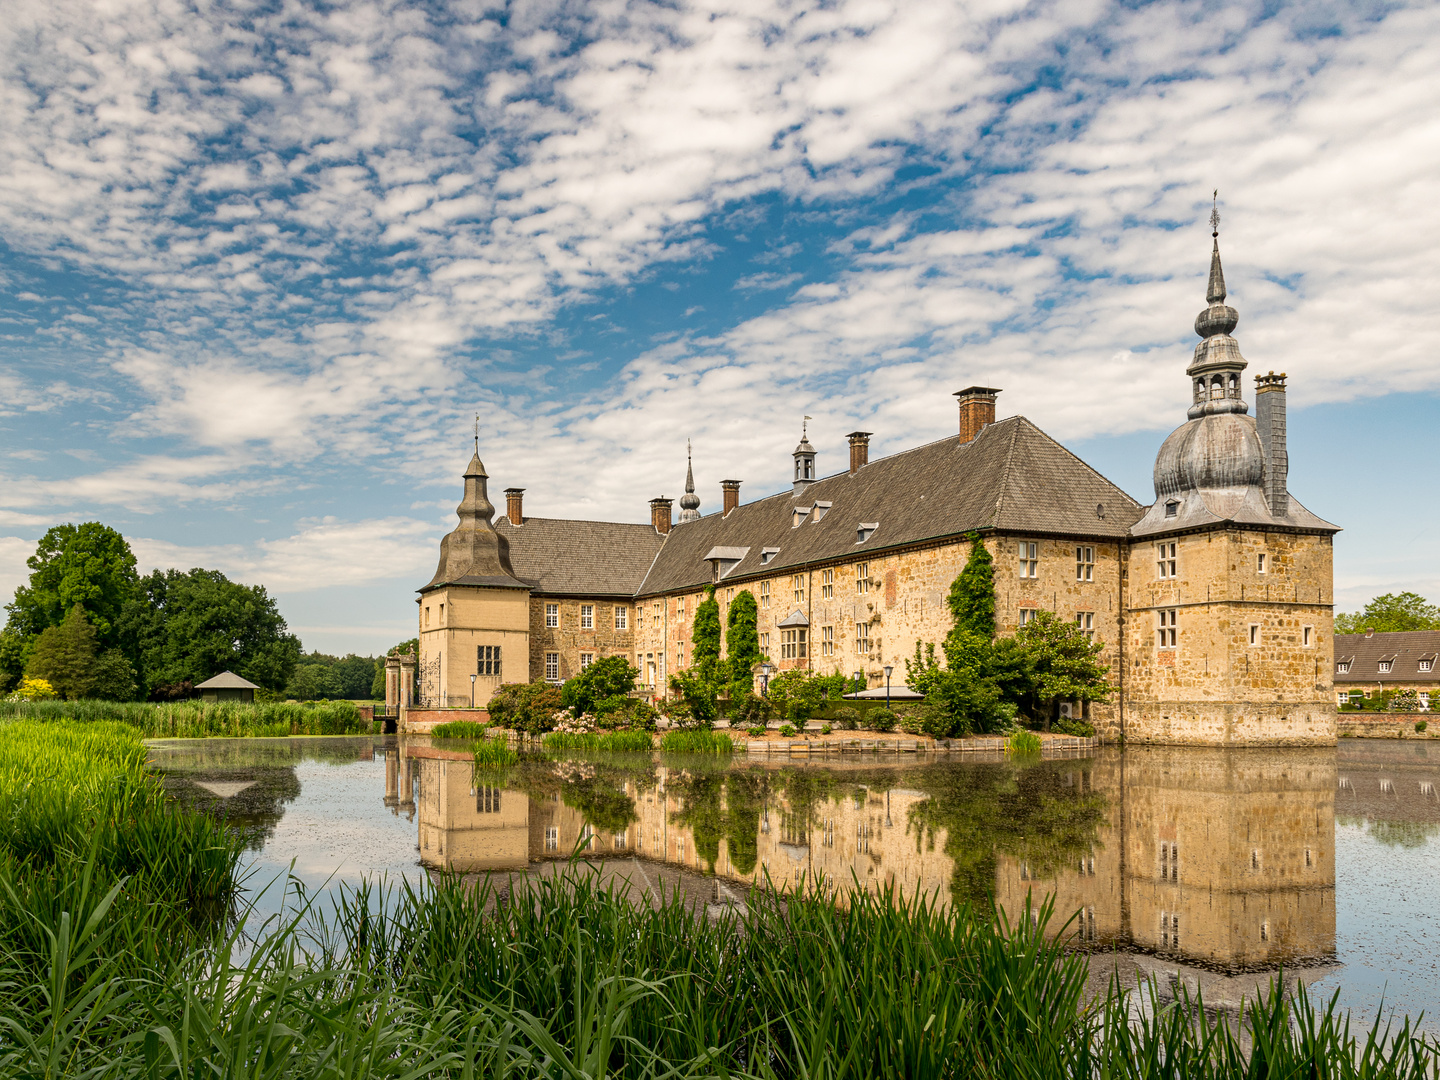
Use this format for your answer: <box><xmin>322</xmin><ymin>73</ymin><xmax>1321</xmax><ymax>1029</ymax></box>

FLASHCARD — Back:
<box><xmin>692</xmin><ymin>585</ymin><xmax>722</xmax><ymax>683</ymax></box>
<box><xmin>725</xmin><ymin>589</ymin><xmax>762</xmax><ymax>696</ymax></box>
<box><xmin>947</xmin><ymin>533</ymin><xmax>996</xmax><ymax>637</ymax></box>
<box><xmin>25</xmin><ymin>604</ymin><xmax>100</xmax><ymax>700</ymax></box>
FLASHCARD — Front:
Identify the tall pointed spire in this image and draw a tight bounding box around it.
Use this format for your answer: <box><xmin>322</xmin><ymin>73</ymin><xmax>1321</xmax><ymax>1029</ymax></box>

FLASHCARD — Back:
<box><xmin>1206</xmin><ymin>192</ymin><xmax>1227</xmax><ymax>304</ymax></box>
<box><xmin>1186</xmin><ymin>192</ymin><xmax>1246</xmax><ymax>419</ymax></box>
<box><xmin>678</xmin><ymin>439</ymin><xmax>701</xmax><ymax>523</ymax></box>
<box><xmin>423</xmin><ymin>443</ymin><xmax>524</xmax><ymax>590</ymax></box>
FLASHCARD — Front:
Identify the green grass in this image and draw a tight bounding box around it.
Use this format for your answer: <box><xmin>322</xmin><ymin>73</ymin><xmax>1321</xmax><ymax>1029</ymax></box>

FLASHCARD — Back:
<box><xmin>431</xmin><ymin>719</ymin><xmax>491</xmax><ymax>739</ymax></box>
<box><xmin>1007</xmin><ymin>729</ymin><xmax>1043</xmax><ymax>756</ymax></box>
<box><xmin>542</xmin><ymin>730</ymin><xmax>655</xmax><ymax>753</ymax></box>
<box><xmin>2</xmin><ymin>861</ymin><xmax>1437</xmax><ymax>1079</ymax></box>
<box><xmin>659</xmin><ymin>729</ymin><xmax>734</xmax><ymax>754</ymax></box>
<box><xmin>0</xmin><ymin>698</ymin><xmax>367</xmax><ymax>737</ymax></box>
<box><xmin>472</xmin><ymin>734</ymin><xmax>520</xmax><ymax>769</ymax></box>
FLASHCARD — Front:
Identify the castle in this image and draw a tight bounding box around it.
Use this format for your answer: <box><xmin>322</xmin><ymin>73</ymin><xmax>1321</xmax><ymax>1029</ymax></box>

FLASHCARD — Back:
<box><xmin>412</xmin><ymin>229</ymin><xmax>1340</xmax><ymax>745</ymax></box>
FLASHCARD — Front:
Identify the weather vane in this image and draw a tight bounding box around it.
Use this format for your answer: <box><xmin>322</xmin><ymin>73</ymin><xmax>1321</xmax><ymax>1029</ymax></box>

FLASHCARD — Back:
<box><xmin>1210</xmin><ymin>189</ymin><xmax>1220</xmax><ymax>238</ymax></box>
<box><xmin>803</xmin><ymin>414</ymin><xmax>812</xmax><ymax>437</ymax></box>
<box><xmin>474</xmin><ymin>413</ymin><xmax>479</xmax><ymax>453</ymax></box>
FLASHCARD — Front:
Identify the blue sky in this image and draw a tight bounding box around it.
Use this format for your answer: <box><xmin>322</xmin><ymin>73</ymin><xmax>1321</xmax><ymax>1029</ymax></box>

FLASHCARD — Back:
<box><xmin>2</xmin><ymin>0</ymin><xmax>1437</xmax><ymax>655</ymax></box>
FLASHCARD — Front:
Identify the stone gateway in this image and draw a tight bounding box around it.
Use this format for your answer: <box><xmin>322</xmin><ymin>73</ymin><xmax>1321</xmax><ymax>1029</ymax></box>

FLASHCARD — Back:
<box><xmin>414</xmin><ymin>231</ymin><xmax>1338</xmax><ymax>746</ymax></box>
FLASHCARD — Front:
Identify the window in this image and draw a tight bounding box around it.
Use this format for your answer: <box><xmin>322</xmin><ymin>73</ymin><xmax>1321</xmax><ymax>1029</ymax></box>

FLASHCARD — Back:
<box><xmin>760</xmin><ymin>581</ymin><xmax>770</xmax><ymax>608</ymax></box>
<box><xmin>781</xmin><ymin>628</ymin><xmax>808</xmax><ymax>659</ymax></box>
<box><xmin>1018</xmin><ymin>608</ymin><xmax>1038</xmax><ymax>627</ymax></box>
<box><xmin>677</xmin><ymin>641</ymin><xmax>684</xmax><ymax>667</ymax></box>
<box><xmin>1302</xmin><ymin>626</ymin><xmax>1313</xmax><ymax>647</ymax></box>
<box><xmin>613</xmin><ymin>832</ymin><xmax>627</xmax><ymax>850</ymax></box>
<box><xmin>1257</xmin><ymin>553</ymin><xmax>1267</xmax><ymax>574</ymax></box>
<box><xmin>545</xmin><ymin>826</ymin><xmax>558</xmax><ymax>852</ymax></box>
<box><xmin>856</xmin><ymin>563</ymin><xmax>870</xmax><ymax>594</ymax></box>
<box><xmin>1164</xmin><ymin>500</ymin><xmax>1179</xmax><ymax>519</ymax></box>
<box><xmin>855</xmin><ymin>621</ymin><xmax>870</xmax><ymax>654</ymax></box>
<box><xmin>1378</xmin><ymin>660</ymin><xmax>1393</xmax><ymax>673</ymax></box>
<box><xmin>1075</xmin><ymin>546</ymin><xmax>1094</xmax><ymax>582</ymax></box>
<box><xmin>1156</xmin><ymin>542</ymin><xmax>1177</xmax><ymax>579</ymax></box>
<box><xmin>653</xmin><ymin>601</ymin><xmax>662</xmax><ymax>629</ymax></box>
<box><xmin>580</xmin><ymin>604</ymin><xmax>594</xmax><ymax>629</ymax></box>
<box><xmin>1249</xmin><ymin>624</ymin><xmax>1260</xmax><ymax>646</ymax></box>
<box><xmin>1157</xmin><ymin>609</ymin><xmax>1178</xmax><ymax>648</ymax></box>
<box><xmin>1337</xmin><ymin>661</ymin><xmax>1351</xmax><ymax>674</ymax></box>
<box><xmin>1018</xmin><ymin>541</ymin><xmax>1038</xmax><ymax>578</ymax></box>
<box><xmin>545</xmin><ymin>603</ymin><xmax>559</xmax><ymax>628</ymax></box>
<box><xmin>1160</xmin><ymin>912</ymin><xmax>1179</xmax><ymax>949</ymax></box>
<box><xmin>792</xmin><ymin>508</ymin><xmax>807</xmax><ymax>529</ymax></box>
<box><xmin>476</xmin><ymin>786</ymin><xmax>501</xmax><ymax>814</ymax></box>
<box><xmin>646</xmin><ymin>654</ymin><xmax>656</xmax><ymax>685</ymax></box>
<box><xmin>424</xmin><ymin>605</ymin><xmax>431</xmax><ymax>627</ymax></box>
<box><xmin>477</xmin><ymin>644</ymin><xmax>502</xmax><ymax>677</ymax></box>
<box><xmin>792</xmin><ymin>574</ymin><xmax>805</xmax><ymax>603</ymax></box>
<box><xmin>821</xmin><ymin>568</ymin><xmax>834</xmax><ymax>598</ymax></box>
<box><xmin>544</xmin><ymin>653</ymin><xmax>559</xmax><ymax>681</ymax></box>
<box><xmin>1075</xmin><ymin>612</ymin><xmax>1094</xmax><ymax>640</ymax></box>
<box><xmin>579</xmin><ymin>652</ymin><xmax>594</xmax><ymax>671</ymax></box>
<box><xmin>438</xmin><ymin>603</ymin><xmax>444</xmax><ymax>623</ymax></box>
<box><xmin>1419</xmin><ymin>658</ymin><xmax>1435</xmax><ymax>673</ymax></box>
<box><xmin>614</xmin><ymin>606</ymin><xmax>628</xmax><ymax>630</ymax></box>
<box><xmin>761</xmin><ymin>547</ymin><xmax>780</xmax><ymax>564</ymax></box>
<box><xmin>821</xmin><ymin>625</ymin><xmax>834</xmax><ymax>657</ymax></box>
<box><xmin>1159</xmin><ymin>841</ymin><xmax>1179</xmax><ymax>882</ymax></box>
<box><xmin>856</xmin><ymin>523</ymin><xmax>878</xmax><ymax>543</ymax></box>
<box><xmin>761</xmin><ymin>632</ymin><xmax>770</xmax><ymax>653</ymax></box>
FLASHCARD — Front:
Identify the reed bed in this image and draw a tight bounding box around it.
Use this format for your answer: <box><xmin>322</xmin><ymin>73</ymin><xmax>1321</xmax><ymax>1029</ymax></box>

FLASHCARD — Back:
<box><xmin>1007</xmin><ymin>728</ymin><xmax>1043</xmax><ymax>756</ymax></box>
<box><xmin>3</xmin><ymin>861</ymin><xmax>1436</xmax><ymax>1079</ymax></box>
<box><xmin>659</xmin><ymin>728</ymin><xmax>734</xmax><ymax>754</ymax></box>
<box><xmin>473</xmin><ymin>734</ymin><xmax>520</xmax><ymax>769</ymax></box>
<box><xmin>431</xmin><ymin>719</ymin><xmax>491</xmax><ymax>739</ymax></box>
<box><xmin>0</xmin><ymin>697</ymin><xmax>367</xmax><ymax>737</ymax></box>
<box><xmin>542</xmin><ymin>730</ymin><xmax>655</xmax><ymax>753</ymax></box>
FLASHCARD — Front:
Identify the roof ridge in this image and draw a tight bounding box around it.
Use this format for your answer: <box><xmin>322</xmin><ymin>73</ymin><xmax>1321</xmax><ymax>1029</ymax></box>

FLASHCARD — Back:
<box><xmin>498</xmin><ymin>515</ymin><xmax>653</xmax><ymax>529</ymax></box>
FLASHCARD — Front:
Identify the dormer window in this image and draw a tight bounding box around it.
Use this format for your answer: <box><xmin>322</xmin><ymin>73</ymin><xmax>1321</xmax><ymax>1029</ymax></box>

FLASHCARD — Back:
<box><xmin>812</xmin><ymin>501</ymin><xmax>831</xmax><ymax>522</ymax></box>
<box><xmin>1336</xmin><ymin>661</ymin><xmax>1351</xmax><ymax>674</ymax></box>
<box><xmin>856</xmin><ymin>522</ymin><xmax>879</xmax><ymax>544</ymax></box>
<box><xmin>1420</xmin><ymin>658</ymin><xmax>1435</xmax><ymax>673</ymax></box>
<box><xmin>761</xmin><ymin>547</ymin><xmax>780</xmax><ymax>565</ymax></box>
<box><xmin>792</xmin><ymin>507</ymin><xmax>809</xmax><ymax>529</ymax></box>
<box><xmin>1378</xmin><ymin>660</ymin><xmax>1393</xmax><ymax>674</ymax></box>
<box><xmin>1165</xmin><ymin>500</ymin><xmax>1179</xmax><ymax>519</ymax></box>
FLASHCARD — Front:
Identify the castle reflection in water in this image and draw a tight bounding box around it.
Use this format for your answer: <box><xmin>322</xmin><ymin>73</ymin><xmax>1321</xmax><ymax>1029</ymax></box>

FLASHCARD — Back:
<box><xmin>382</xmin><ymin>743</ymin><xmax>1341</xmax><ymax>974</ymax></box>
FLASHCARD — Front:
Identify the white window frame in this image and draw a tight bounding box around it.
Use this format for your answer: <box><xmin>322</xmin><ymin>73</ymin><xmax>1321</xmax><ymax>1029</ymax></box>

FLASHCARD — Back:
<box><xmin>780</xmin><ymin>628</ymin><xmax>808</xmax><ymax>660</ymax></box>
<box><xmin>1257</xmin><ymin>553</ymin><xmax>1267</xmax><ymax>574</ymax></box>
<box><xmin>544</xmin><ymin>652</ymin><xmax>560</xmax><ymax>681</ymax></box>
<box><xmin>761</xmin><ymin>632</ymin><xmax>770</xmax><ymax>653</ymax></box>
<box><xmin>1337</xmin><ymin>661</ymin><xmax>1351</xmax><ymax>674</ymax></box>
<box><xmin>1076</xmin><ymin>611</ymin><xmax>1094</xmax><ymax>640</ymax></box>
<box><xmin>614</xmin><ymin>606</ymin><xmax>628</xmax><ymax>630</ymax></box>
<box><xmin>821</xmin><ymin>568</ymin><xmax>834</xmax><ymax>598</ymax></box>
<box><xmin>855</xmin><ymin>621</ymin><xmax>869</xmax><ymax>654</ymax></box>
<box><xmin>821</xmin><ymin>625</ymin><xmax>834</xmax><ymax>657</ymax></box>
<box><xmin>1018</xmin><ymin>541</ymin><xmax>1038</xmax><ymax>579</ymax></box>
<box><xmin>792</xmin><ymin>574</ymin><xmax>805</xmax><ymax>603</ymax></box>
<box><xmin>579</xmin><ymin>652</ymin><xmax>594</xmax><ymax>671</ymax></box>
<box><xmin>760</xmin><ymin>581</ymin><xmax>770</xmax><ymax>608</ymax></box>
<box><xmin>580</xmin><ymin>604</ymin><xmax>594</xmax><ymax>629</ymax></box>
<box><xmin>1419</xmin><ymin>659</ymin><xmax>1434</xmax><ymax>673</ymax></box>
<box><xmin>1157</xmin><ymin>609</ymin><xmax>1177</xmax><ymax>649</ymax></box>
<box><xmin>1378</xmin><ymin>660</ymin><xmax>1393</xmax><ymax>673</ymax></box>
<box><xmin>1157</xmin><ymin>542</ymin><xmax>1177</xmax><ymax>579</ymax></box>
<box><xmin>1075</xmin><ymin>546</ymin><xmax>1094</xmax><ymax>582</ymax></box>
<box><xmin>545</xmin><ymin>826</ymin><xmax>558</xmax><ymax>851</ymax></box>
<box><xmin>677</xmin><ymin>596</ymin><xmax>685</xmax><ymax>618</ymax></box>
<box><xmin>1018</xmin><ymin>608</ymin><xmax>1038</xmax><ymax>627</ymax></box>
<box><xmin>545</xmin><ymin>603</ymin><xmax>559</xmax><ymax>628</ymax></box>
<box><xmin>856</xmin><ymin>563</ymin><xmax>869</xmax><ymax>594</ymax></box>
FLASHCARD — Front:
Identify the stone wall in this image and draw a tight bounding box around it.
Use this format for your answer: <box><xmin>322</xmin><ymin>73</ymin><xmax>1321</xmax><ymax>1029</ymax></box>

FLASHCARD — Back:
<box><xmin>401</xmin><ymin>707</ymin><xmax>491</xmax><ymax>734</ymax></box>
<box><xmin>418</xmin><ymin>585</ymin><xmax>530</xmax><ymax>708</ymax></box>
<box><xmin>1337</xmin><ymin>713</ymin><xmax>1435</xmax><ymax>739</ymax></box>
<box><xmin>528</xmin><ymin>596</ymin><xmax>638</xmax><ymax>685</ymax></box>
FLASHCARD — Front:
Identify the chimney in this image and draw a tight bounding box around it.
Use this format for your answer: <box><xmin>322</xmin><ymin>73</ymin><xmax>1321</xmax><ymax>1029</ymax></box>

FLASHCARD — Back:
<box><xmin>847</xmin><ymin>431</ymin><xmax>872</xmax><ymax>474</ymax></box>
<box><xmin>721</xmin><ymin>479</ymin><xmax>741</xmax><ymax>516</ymax></box>
<box><xmin>954</xmin><ymin>387</ymin><xmax>1001</xmax><ymax>444</ymax></box>
<box><xmin>503</xmin><ymin>487</ymin><xmax>525</xmax><ymax>526</ymax></box>
<box><xmin>650</xmin><ymin>497</ymin><xmax>673</xmax><ymax>535</ymax></box>
<box><xmin>1253</xmin><ymin>371</ymin><xmax>1289</xmax><ymax>517</ymax></box>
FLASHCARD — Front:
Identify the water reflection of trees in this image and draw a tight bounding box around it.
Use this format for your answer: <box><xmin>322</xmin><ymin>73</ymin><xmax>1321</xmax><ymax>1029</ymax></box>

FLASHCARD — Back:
<box><xmin>510</xmin><ymin>754</ymin><xmax>657</xmax><ymax>836</ymax></box>
<box><xmin>1338</xmin><ymin>814</ymin><xmax>1440</xmax><ymax>849</ymax></box>
<box><xmin>905</xmin><ymin>761</ymin><xmax>1109</xmax><ymax>910</ymax></box>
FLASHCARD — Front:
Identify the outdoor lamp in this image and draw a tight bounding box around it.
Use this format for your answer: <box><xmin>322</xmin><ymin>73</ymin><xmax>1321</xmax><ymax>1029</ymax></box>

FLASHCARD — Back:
<box><xmin>883</xmin><ymin>664</ymin><xmax>893</xmax><ymax>711</ymax></box>
<box><xmin>760</xmin><ymin>662</ymin><xmax>773</xmax><ymax>698</ymax></box>
<box><xmin>470</xmin><ymin>673</ymin><xmax>477</xmax><ymax>708</ymax></box>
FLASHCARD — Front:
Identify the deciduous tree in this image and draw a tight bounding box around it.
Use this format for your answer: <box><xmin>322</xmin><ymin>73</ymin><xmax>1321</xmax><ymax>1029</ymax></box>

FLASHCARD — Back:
<box><xmin>1335</xmin><ymin>592</ymin><xmax>1440</xmax><ymax>634</ymax></box>
<box><xmin>5</xmin><ymin>523</ymin><xmax>138</xmax><ymax>644</ymax></box>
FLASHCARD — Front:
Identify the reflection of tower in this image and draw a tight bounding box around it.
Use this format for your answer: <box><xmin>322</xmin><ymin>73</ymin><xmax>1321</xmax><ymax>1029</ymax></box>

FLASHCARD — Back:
<box><xmin>994</xmin><ymin>748</ymin><xmax>1337</xmax><ymax>972</ymax></box>
<box><xmin>414</xmin><ymin>753</ymin><xmax>529</xmax><ymax>871</ymax></box>
<box><xmin>384</xmin><ymin>749</ymin><xmax>400</xmax><ymax>814</ymax></box>
<box><xmin>398</xmin><ymin>745</ymin><xmax>416</xmax><ymax>822</ymax></box>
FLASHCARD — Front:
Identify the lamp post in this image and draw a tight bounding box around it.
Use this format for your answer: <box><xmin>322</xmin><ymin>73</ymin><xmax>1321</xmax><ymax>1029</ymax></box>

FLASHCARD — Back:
<box><xmin>883</xmin><ymin>664</ymin><xmax>893</xmax><ymax>712</ymax></box>
<box><xmin>470</xmin><ymin>673</ymin><xmax>477</xmax><ymax>709</ymax></box>
<box><xmin>853</xmin><ymin>669</ymin><xmax>863</xmax><ymax>694</ymax></box>
<box><xmin>760</xmin><ymin>662</ymin><xmax>773</xmax><ymax>698</ymax></box>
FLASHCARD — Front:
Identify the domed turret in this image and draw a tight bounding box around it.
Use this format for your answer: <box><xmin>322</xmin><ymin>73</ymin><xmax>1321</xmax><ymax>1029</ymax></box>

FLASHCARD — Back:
<box><xmin>678</xmin><ymin>440</ymin><xmax>701</xmax><ymax>524</ymax></box>
<box><xmin>1185</xmin><ymin>201</ymin><xmax>1249</xmax><ymax>420</ymax></box>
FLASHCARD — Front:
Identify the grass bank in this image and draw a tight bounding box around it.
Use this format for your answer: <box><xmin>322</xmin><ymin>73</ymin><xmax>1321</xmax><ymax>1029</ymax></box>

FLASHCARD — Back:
<box><xmin>659</xmin><ymin>728</ymin><xmax>734</xmax><ymax>754</ymax></box>
<box><xmin>542</xmin><ymin>730</ymin><xmax>654</xmax><ymax>753</ymax></box>
<box><xmin>0</xmin><ymin>697</ymin><xmax>367</xmax><ymax>737</ymax></box>
<box><xmin>430</xmin><ymin>719</ymin><xmax>491</xmax><ymax>739</ymax></box>
<box><xmin>3</xmin><ymin>863</ymin><xmax>1436</xmax><ymax>1079</ymax></box>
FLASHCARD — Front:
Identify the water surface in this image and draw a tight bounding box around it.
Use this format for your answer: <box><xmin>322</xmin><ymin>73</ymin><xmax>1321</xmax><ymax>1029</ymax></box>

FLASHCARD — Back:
<box><xmin>149</xmin><ymin>736</ymin><xmax>1440</xmax><ymax>1031</ymax></box>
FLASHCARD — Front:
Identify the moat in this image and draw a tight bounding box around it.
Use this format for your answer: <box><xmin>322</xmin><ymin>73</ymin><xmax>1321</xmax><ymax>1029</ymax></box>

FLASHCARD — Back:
<box><xmin>149</xmin><ymin>737</ymin><xmax>1440</xmax><ymax>1032</ymax></box>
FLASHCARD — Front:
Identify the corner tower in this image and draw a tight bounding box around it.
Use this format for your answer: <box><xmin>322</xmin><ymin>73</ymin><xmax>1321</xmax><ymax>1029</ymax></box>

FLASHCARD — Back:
<box><xmin>416</xmin><ymin>446</ymin><xmax>531</xmax><ymax>711</ymax></box>
<box><xmin>1122</xmin><ymin>208</ymin><xmax>1339</xmax><ymax>746</ymax></box>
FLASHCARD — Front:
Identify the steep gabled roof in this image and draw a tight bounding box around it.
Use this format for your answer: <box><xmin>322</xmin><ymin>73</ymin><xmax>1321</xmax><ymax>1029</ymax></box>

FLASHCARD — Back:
<box><xmin>196</xmin><ymin>671</ymin><xmax>260</xmax><ymax>690</ymax></box>
<box><xmin>496</xmin><ymin>516</ymin><xmax>666</xmax><ymax>597</ymax></box>
<box><xmin>635</xmin><ymin>416</ymin><xmax>1143</xmax><ymax>596</ymax></box>
<box><xmin>1334</xmin><ymin>631</ymin><xmax>1440</xmax><ymax>684</ymax></box>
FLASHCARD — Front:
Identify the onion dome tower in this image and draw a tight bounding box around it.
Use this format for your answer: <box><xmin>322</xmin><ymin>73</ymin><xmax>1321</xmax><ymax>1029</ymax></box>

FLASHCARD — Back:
<box><xmin>678</xmin><ymin>440</ymin><xmax>702</xmax><ymax>524</ymax></box>
<box><xmin>423</xmin><ymin>443</ymin><xmax>526</xmax><ymax>589</ymax></box>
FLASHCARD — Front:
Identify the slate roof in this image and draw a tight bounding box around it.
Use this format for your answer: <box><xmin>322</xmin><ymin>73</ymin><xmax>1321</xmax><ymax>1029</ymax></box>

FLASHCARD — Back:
<box><xmin>1334</xmin><ymin>631</ymin><xmax>1440</xmax><ymax>684</ymax></box>
<box><xmin>496</xmin><ymin>516</ymin><xmax>666</xmax><ymax>597</ymax></box>
<box><xmin>195</xmin><ymin>671</ymin><xmax>260</xmax><ymax>690</ymax></box>
<box><xmin>634</xmin><ymin>416</ymin><xmax>1144</xmax><ymax>596</ymax></box>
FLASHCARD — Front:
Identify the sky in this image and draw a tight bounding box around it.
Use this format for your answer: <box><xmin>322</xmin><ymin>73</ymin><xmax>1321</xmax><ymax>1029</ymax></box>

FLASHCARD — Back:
<box><xmin>1</xmin><ymin>0</ymin><xmax>1437</xmax><ymax>656</ymax></box>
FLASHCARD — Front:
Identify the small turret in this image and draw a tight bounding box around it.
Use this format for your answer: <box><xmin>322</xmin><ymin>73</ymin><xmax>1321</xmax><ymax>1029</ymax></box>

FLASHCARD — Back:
<box><xmin>793</xmin><ymin>417</ymin><xmax>817</xmax><ymax>497</ymax></box>
<box><xmin>1186</xmin><ymin>195</ymin><xmax>1249</xmax><ymax>420</ymax></box>
<box><xmin>678</xmin><ymin>440</ymin><xmax>701</xmax><ymax>523</ymax></box>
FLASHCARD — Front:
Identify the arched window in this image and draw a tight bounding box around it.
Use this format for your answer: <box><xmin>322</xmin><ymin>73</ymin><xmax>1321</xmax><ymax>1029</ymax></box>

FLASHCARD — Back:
<box><xmin>1194</xmin><ymin>378</ymin><xmax>1205</xmax><ymax>402</ymax></box>
<box><xmin>1210</xmin><ymin>375</ymin><xmax>1225</xmax><ymax>400</ymax></box>
<box><xmin>1228</xmin><ymin>373</ymin><xmax>1239</xmax><ymax>398</ymax></box>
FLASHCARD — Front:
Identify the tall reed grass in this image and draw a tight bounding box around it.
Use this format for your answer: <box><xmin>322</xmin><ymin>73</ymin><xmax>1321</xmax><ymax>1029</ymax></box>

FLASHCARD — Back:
<box><xmin>430</xmin><ymin>719</ymin><xmax>490</xmax><ymax>739</ymax></box>
<box><xmin>3</xmin><ymin>862</ymin><xmax>1435</xmax><ymax>1079</ymax></box>
<box><xmin>473</xmin><ymin>734</ymin><xmax>520</xmax><ymax>768</ymax></box>
<box><xmin>0</xmin><ymin>697</ymin><xmax>366</xmax><ymax>737</ymax></box>
<box><xmin>542</xmin><ymin>730</ymin><xmax>654</xmax><ymax>752</ymax></box>
<box><xmin>659</xmin><ymin>729</ymin><xmax>734</xmax><ymax>754</ymax></box>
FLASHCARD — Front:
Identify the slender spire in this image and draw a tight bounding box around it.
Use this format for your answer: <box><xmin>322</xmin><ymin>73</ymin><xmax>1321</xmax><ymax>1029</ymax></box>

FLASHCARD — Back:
<box><xmin>1186</xmin><ymin>191</ymin><xmax>1247</xmax><ymax>419</ymax></box>
<box><xmin>1205</xmin><ymin>190</ymin><xmax>1226</xmax><ymax>304</ymax></box>
<box><xmin>678</xmin><ymin>439</ymin><xmax>701</xmax><ymax>522</ymax></box>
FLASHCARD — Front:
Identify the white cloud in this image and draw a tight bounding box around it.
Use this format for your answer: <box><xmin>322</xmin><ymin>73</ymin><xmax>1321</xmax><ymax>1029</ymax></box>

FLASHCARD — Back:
<box><xmin>0</xmin><ymin>536</ymin><xmax>34</xmax><ymax>611</ymax></box>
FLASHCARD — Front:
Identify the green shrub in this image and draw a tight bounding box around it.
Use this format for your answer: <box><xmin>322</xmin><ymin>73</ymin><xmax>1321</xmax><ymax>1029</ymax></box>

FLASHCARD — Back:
<box><xmin>1053</xmin><ymin>715</ymin><xmax>1096</xmax><ymax>738</ymax></box>
<box><xmin>820</xmin><ymin>723</ymin><xmax>832</xmax><ymax>735</ymax></box>
<box><xmin>867</xmin><ymin>708</ymin><xmax>897</xmax><ymax>733</ymax></box>
<box><xmin>431</xmin><ymin>720</ymin><xmax>489</xmax><ymax>739</ymax></box>
<box><xmin>728</xmin><ymin>692</ymin><xmax>772</xmax><ymax>727</ymax></box>
<box><xmin>747</xmin><ymin>725</ymin><xmax>767</xmax><ymax>737</ymax></box>
<box><xmin>1416</xmin><ymin>720</ymin><xmax>1429</xmax><ymax>734</ymax></box>
<box><xmin>829</xmin><ymin>706</ymin><xmax>861</xmax><ymax>730</ymax></box>
<box><xmin>779</xmin><ymin>723</ymin><xmax>797</xmax><ymax>738</ymax></box>
<box><xmin>659</xmin><ymin>729</ymin><xmax>733</xmax><ymax>754</ymax></box>
<box><xmin>485</xmin><ymin>681</ymin><xmax>564</xmax><ymax>734</ymax></box>
<box><xmin>561</xmin><ymin>656</ymin><xmax>640</xmax><ymax>716</ymax></box>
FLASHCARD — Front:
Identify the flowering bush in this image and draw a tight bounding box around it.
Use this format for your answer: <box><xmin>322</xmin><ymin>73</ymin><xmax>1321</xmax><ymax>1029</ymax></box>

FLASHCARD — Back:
<box><xmin>8</xmin><ymin>678</ymin><xmax>58</xmax><ymax>702</ymax></box>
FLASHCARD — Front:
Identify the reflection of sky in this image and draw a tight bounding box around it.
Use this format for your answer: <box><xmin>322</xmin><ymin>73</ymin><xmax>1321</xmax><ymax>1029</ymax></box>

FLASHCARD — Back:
<box><xmin>1308</xmin><ymin>822</ymin><xmax>1440</xmax><ymax>1033</ymax></box>
<box><xmin>236</xmin><ymin>758</ymin><xmax>422</xmax><ymax>928</ymax></box>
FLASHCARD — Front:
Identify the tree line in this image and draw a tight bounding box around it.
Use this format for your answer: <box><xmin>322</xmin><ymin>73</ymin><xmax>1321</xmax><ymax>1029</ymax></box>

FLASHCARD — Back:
<box><xmin>0</xmin><ymin>522</ymin><xmax>396</xmax><ymax>702</ymax></box>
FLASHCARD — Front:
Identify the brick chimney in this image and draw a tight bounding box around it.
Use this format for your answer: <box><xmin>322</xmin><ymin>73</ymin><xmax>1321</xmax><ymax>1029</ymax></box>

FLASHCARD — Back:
<box><xmin>504</xmin><ymin>487</ymin><xmax>525</xmax><ymax>526</ymax></box>
<box><xmin>720</xmin><ymin>480</ymin><xmax>741</xmax><ymax>516</ymax></box>
<box><xmin>847</xmin><ymin>431</ymin><xmax>872</xmax><ymax>474</ymax></box>
<box><xmin>1253</xmin><ymin>371</ymin><xmax>1289</xmax><ymax>517</ymax></box>
<box><xmin>650</xmin><ymin>497</ymin><xmax>673</xmax><ymax>535</ymax></box>
<box><xmin>954</xmin><ymin>387</ymin><xmax>1001</xmax><ymax>444</ymax></box>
